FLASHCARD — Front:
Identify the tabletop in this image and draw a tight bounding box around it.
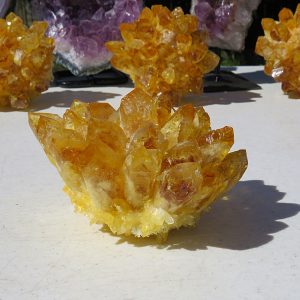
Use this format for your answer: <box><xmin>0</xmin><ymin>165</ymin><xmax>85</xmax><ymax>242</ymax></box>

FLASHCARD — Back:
<box><xmin>0</xmin><ymin>66</ymin><xmax>299</xmax><ymax>300</ymax></box>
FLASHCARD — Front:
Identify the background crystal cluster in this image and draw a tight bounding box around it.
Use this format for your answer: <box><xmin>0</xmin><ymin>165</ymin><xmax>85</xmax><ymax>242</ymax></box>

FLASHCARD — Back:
<box><xmin>191</xmin><ymin>0</ymin><xmax>262</xmax><ymax>51</ymax></box>
<box><xmin>0</xmin><ymin>13</ymin><xmax>54</xmax><ymax>109</ymax></box>
<box><xmin>256</xmin><ymin>4</ymin><xmax>300</xmax><ymax>97</ymax></box>
<box><xmin>31</xmin><ymin>0</ymin><xmax>143</xmax><ymax>76</ymax></box>
<box><xmin>107</xmin><ymin>6</ymin><xmax>219</xmax><ymax>104</ymax></box>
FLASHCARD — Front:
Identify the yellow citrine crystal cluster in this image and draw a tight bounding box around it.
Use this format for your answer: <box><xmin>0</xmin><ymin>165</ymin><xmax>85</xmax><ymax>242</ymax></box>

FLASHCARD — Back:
<box><xmin>256</xmin><ymin>4</ymin><xmax>300</xmax><ymax>97</ymax></box>
<box><xmin>0</xmin><ymin>13</ymin><xmax>54</xmax><ymax>109</ymax></box>
<box><xmin>29</xmin><ymin>88</ymin><xmax>247</xmax><ymax>239</ymax></box>
<box><xmin>29</xmin><ymin>6</ymin><xmax>247</xmax><ymax>239</ymax></box>
<box><xmin>106</xmin><ymin>6</ymin><xmax>219</xmax><ymax>102</ymax></box>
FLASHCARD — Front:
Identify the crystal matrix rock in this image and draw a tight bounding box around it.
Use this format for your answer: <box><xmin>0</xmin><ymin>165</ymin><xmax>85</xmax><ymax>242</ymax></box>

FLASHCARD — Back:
<box><xmin>256</xmin><ymin>5</ymin><xmax>300</xmax><ymax>97</ymax></box>
<box><xmin>31</xmin><ymin>0</ymin><xmax>143</xmax><ymax>76</ymax></box>
<box><xmin>106</xmin><ymin>5</ymin><xmax>219</xmax><ymax>102</ymax></box>
<box><xmin>29</xmin><ymin>89</ymin><xmax>248</xmax><ymax>239</ymax></box>
<box><xmin>191</xmin><ymin>0</ymin><xmax>261</xmax><ymax>51</ymax></box>
<box><xmin>0</xmin><ymin>13</ymin><xmax>54</xmax><ymax>109</ymax></box>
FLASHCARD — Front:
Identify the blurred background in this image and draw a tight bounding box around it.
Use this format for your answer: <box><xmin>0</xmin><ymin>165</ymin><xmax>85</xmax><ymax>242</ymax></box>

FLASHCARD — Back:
<box><xmin>144</xmin><ymin>0</ymin><xmax>299</xmax><ymax>65</ymax></box>
<box><xmin>10</xmin><ymin>0</ymin><xmax>300</xmax><ymax>67</ymax></box>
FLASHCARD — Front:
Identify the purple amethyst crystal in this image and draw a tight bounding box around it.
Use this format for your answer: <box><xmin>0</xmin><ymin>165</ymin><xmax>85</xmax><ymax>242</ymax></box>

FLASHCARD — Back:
<box><xmin>0</xmin><ymin>0</ymin><xmax>13</xmax><ymax>18</ymax></box>
<box><xmin>31</xmin><ymin>0</ymin><xmax>143</xmax><ymax>76</ymax></box>
<box><xmin>194</xmin><ymin>0</ymin><xmax>236</xmax><ymax>38</ymax></box>
<box><xmin>191</xmin><ymin>0</ymin><xmax>261</xmax><ymax>51</ymax></box>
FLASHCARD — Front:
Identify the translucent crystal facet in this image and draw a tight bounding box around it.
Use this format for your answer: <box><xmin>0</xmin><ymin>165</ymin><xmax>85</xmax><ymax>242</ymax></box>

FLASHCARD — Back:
<box><xmin>256</xmin><ymin>4</ymin><xmax>300</xmax><ymax>97</ymax></box>
<box><xmin>106</xmin><ymin>5</ymin><xmax>219</xmax><ymax>100</ymax></box>
<box><xmin>0</xmin><ymin>13</ymin><xmax>54</xmax><ymax>109</ymax></box>
<box><xmin>29</xmin><ymin>89</ymin><xmax>247</xmax><ymax>239</ymax></box>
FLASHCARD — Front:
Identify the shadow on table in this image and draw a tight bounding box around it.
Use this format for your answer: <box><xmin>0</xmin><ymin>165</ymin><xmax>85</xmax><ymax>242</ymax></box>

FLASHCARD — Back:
<box><xmin>116</xmin><ymin>80</ymin><xmax>134</xmax><ymax>89</ymax></box>
<box><xmin>237</xmin><ymin>70</ymin><xmax>275</xmax><ymax>85</ymax></box>
<box><xmin>30</xmin><ymin>90</ymin><xmax>121</xmax><ymax>111</ymax></box>
<box><xmin>0</xmin><ymin>90</ymin><xmax>121</xmax><ymax>112</ymax></box>
<box><xmin>183</xmin><ymin>90</ymin><xmax>261</xmax><ymax>106</ymax></box>
<box><xmin>32</xmin><ymin>86</ymin><xmax>260</xmax><ymax>110</ymax></box>
<box><xmin>111</xmin><ymin>180</ymin><xmax>300</xmax><ymax>251</ymax></box>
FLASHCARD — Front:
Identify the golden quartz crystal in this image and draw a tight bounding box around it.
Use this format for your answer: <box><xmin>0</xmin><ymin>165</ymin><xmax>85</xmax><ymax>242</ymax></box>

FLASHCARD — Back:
<box><xmin>29</xmin><ymin>90</ymin><xmax>247</xmax><ymax>239</ymax></box>
<box><xmin>106</xmin><ymin>5</ymin><xmax>219</xmax><ymax>104</ymax></box>
<box><xmin>0</xmin><ymin>13</ymin><xmax>54</xmax><ymax>109</ymax></box>
<box><xmin>29</xmin><ymin>6</ymin><xmax>247</xmax><ymax>240</ymax></box>
<box><xmin>256</xmin><ymin>4</ymin><xmax>300</xmax><ymax>97</ymax></box>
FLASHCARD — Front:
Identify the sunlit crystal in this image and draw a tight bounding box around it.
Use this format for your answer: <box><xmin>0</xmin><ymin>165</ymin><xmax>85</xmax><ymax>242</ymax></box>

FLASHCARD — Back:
<box><xmin>29</xmin><ymin>89</ymin><xmax>247</xmax><ymax>239</ymax></box>
<box><xmin>0</xmin><ymin>13</ymin><xmax>54</xmax><ymax>109</ymax></box>
<box><xmin>256</xmin><ymin>4</ymin><xmax>300</xmax><ymax>97</ymax></box>
<box><xmin>106</xmin><ymin>5</ymin><xmax>219</xmax><ymax>101</ymax></box>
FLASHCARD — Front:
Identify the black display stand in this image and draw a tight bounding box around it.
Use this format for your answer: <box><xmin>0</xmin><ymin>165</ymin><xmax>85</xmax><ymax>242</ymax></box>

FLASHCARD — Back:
<box><xmin>204</xmin><ymin>70</ymin><xmax>261</xmax><ymax>93</ymax></box>
<box><xmin>52</xmin><ymin>69</ymin><xmax>128</xmax><ymax>88</ymax></box>
<box><xmin>52</xmin><ymin>57</ymin><xmax>261</xmax><ymax>92</ymax></box>
<box><xmin>204</xmin><ymin>49</ymin><xmax>261</xmax><ymax>92</ymax></box>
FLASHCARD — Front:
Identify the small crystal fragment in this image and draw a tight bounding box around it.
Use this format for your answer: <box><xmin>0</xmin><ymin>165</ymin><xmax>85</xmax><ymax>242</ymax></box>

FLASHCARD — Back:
<box><xmin>0</xmin><ymin>13</ymin><xmax>54</xmax><ymax>109</ymax></box>
<box><xmin>256</xmin><ymin>4</ymin><xmax>300</xmax><ymax>97</ymax></box>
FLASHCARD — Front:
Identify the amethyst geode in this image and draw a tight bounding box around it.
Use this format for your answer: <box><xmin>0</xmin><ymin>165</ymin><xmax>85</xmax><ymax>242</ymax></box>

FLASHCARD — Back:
<box><xmin>31</xmin><ymin>0</ymin><xmax>143</xmax><ymax>76</ymax></box>
<box><xmin>194</xmin><ymin>0</ymin><xmax>236</xmax><ymax>38</ymax></box>
<box><xmin>191</xmin><ymin>0</ymin><xmax>261</xmax><ymax>51</ymax></box>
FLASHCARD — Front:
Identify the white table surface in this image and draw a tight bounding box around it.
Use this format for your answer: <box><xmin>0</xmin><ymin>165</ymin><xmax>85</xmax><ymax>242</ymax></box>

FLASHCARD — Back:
<box><xmin>0</xmin><ymin>66</ymin><xmax>299</xmax><ymax>300</ymax></box>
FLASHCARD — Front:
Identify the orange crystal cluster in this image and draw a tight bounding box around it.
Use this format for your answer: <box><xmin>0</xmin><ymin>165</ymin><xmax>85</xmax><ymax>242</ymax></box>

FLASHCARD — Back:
<box><xmin>0</xmin><ymin>13</ymin><xmax>54</xmax><ymax>109</ymax></box>
<box><xmin>29</xmin><ymin>88</ymin><xmax>247</xmax><ymax>238</ymax></box>
<box><xmin>106</xmin><ymin>5</ymin><xmax>219</xmax><ymax>101</ymax></box>
<box><xmin>256</xmin><ymin>4</ymin><xmax>300</xmax><ymax>97</ymax></box>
